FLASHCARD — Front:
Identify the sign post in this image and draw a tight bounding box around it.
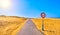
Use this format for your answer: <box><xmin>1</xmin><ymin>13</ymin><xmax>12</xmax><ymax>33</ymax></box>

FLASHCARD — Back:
<box><xmin>41</xmin><ymin>12</ymin><xmax>46</xmax><ymax>31</ymax></box>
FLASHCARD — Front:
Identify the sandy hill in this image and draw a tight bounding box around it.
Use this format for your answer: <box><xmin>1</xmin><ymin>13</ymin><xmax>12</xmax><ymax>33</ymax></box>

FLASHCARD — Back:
<box><xmin>32</xmin><ymin>18</ymin><xmax>60</xmax><ymax>35</ymax></box>
<box><xmin>0</xmin><ymin>16</ymin><xmax>27</xmax><ymax>35</ymax></box>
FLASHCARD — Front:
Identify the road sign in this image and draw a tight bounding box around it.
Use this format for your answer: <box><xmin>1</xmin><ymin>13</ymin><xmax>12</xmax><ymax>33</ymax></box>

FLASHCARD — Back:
<box><xmin>41</xmin><ymin>12</ymin><xmax>46</xmax><ymax>31</ymax></box>
<box><xmin>41</xmin><ymin>12</ymin><xmax>46</xmax><ymax>18</ymax></box>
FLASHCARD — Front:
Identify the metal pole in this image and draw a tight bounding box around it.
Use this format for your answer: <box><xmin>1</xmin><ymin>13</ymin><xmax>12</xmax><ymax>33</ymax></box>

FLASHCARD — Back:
<box><xmin>42</xmin><ymin>18</ymin><xmax>44</xmax><ymax>31</ymax></box>
<box><xmin>41</xmin><ymin>12</ymin><xmax>45</xmax><ymax>31</ymax></box>
<box><xmin>41</xmin><ymin>12</ymin><xmax>46</xmax><ymax>35</ymax></box>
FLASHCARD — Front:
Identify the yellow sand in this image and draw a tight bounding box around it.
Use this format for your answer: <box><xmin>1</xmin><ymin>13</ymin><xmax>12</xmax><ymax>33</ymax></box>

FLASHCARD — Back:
<box><xmin>0</xmin><ymin>16</ymin><xmax>60</xmax><ymax>35</ymax></box>
<box><xmin>32</xmin><ymin>18</ymin><xmax>60</xmax><ymax>35</ymax></box>
<box><xmin>0</xmin><ymin>16</ymin><xmax>27</xmax><ymax>35</ymax></box>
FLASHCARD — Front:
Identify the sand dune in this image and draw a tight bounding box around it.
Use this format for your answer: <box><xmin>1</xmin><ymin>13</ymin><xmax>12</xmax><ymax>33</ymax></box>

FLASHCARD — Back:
<box><xmin>32</xmin><ymin>18</ymin><xmax>60</xmax><ymax>35</ymax></box>
<box><xmin>0</xmin><ymin>16</ymin><xmax>60</xmax><ymax>35</ymax></box>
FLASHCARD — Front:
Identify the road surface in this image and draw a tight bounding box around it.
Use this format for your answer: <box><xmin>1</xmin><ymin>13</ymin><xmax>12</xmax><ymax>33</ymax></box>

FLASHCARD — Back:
<box><xmin>17</xmin><ymin>19</ymin><xmax>43</xmax><ymax>35</ymax></box>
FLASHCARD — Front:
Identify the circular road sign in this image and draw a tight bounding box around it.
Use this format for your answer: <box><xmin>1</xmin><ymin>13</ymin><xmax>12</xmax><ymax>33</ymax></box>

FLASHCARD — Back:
<box><xmin>41</xmin><ymin>12</ymin><xmax>46</xmax><ymax>18</ymax></box>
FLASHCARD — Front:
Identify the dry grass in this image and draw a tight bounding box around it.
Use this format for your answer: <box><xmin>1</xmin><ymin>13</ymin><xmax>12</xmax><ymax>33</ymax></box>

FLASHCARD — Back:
<box><xmin>0</xmin><ymin>16</ymin><xmax>60</xmax><ymax>35</ymax></box>
<box><xmin>0</xmin><ymin>16</ymin><xmax>27</xmax><ymax>35</ymax></box>
<box><xmin>32</xmin><ymin>18</ymin><xmax>60</xmax><ymax>35</ymax></box>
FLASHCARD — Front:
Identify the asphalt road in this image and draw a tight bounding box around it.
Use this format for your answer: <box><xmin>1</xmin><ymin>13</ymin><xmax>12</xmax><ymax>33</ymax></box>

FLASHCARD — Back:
<box><xmin>17</xmin><ymin>19</ymin><xmax>43</xmax><ymax>35</ymax></box>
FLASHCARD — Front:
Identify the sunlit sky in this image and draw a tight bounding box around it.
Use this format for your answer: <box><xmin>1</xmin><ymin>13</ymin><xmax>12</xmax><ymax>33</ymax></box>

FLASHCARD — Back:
<box><xmin>0</xmin><ymin>0</ymin><xmax>60</xmax><ymax>18</ymax></box>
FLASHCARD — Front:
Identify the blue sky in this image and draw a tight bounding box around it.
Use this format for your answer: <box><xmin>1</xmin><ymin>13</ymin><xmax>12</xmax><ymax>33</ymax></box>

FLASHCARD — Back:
<box><xmin>0</xmin><ymin>0</ymin><xmax>60</xmax><ymax>18</ymax></box>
